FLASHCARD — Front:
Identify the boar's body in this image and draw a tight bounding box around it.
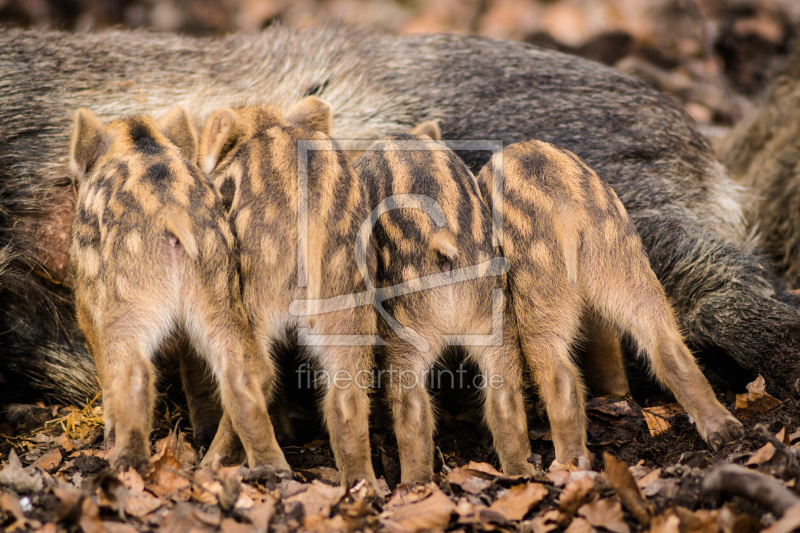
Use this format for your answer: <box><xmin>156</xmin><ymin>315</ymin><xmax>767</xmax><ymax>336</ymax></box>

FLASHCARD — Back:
<box><xmin>719</xmin><ymin>40</ymin><xmax>800</xmax><ymax>289</ymax></box>
<box><xmin>1</xmin><ymin>25</ymin><xmax>798</xmax><ymax>402</ymax></box>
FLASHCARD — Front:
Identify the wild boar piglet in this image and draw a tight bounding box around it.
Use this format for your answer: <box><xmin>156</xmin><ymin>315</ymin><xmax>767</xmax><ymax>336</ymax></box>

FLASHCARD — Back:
<box><xmin>356</xmin><ymin>127</ymin><xmax>535</xmax><ymax>485</ymax></box>
<box><xmin>199</xmin><ymin>97</ymin><xmax>378</xmax><ymax>487</ymax></box>
<box><xmin>476</xmin><ymin>140</ymin><xmax>744</xmax><ymax>470</ymax></box>
<box><xmin>69</xmin><ymin>108</ymin><xmax>287</xmax><ymax>474</ymax></box>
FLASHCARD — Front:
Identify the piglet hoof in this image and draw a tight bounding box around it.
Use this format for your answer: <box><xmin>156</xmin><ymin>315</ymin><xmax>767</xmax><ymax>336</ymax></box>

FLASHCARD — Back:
<box><xmin>240</xmin><ymin>464</ymin><xmax>292</xmax><ymax>487</ymax></box>
<box><xmin>549</xmin><ymin>452</ymin><xmax>593</xmax><ymax>472</ymax></box>
<box><xmin>499</xmin><ymin>455</ymin><xmax>542</xmax><ymax>479</ymax></box>
<box><xmin>270</xmin><ymin>456</ymin><xmax>292</xmax><ymax>476</ymax></box>
<box><xmin>113</xmin><ymin>454</ymin><xmax>151</xmax><ymax>477</ymax></box>
<box><xmin>707</xmin><ymin>417</ymin><xmax>744</xmax><ymax>452</ymax></box>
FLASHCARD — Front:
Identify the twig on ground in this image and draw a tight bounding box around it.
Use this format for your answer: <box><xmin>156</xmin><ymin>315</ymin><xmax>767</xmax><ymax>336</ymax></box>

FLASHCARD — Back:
<box><xmin>702</xmin><ymin>463</ymin><xmax>800</xmax><ymax>516</ymax></box>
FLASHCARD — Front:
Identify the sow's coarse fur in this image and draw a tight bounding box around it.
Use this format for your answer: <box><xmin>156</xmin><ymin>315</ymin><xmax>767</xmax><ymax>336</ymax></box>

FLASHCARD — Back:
<box><xmin>357</xmin><ymin>132</ymin><xmax>741</xmax><ymax>484</ymax></box>
<box><xmin>1</xmin><ymin>25</ymin><xmax>799</xmax><ymax>402</ymax></box>
<box><xmin>68</xmin><ymin>108</ymin><xmax>288</xmax><ymax>474</ymax></box>
<box><xmin>719</xmin><ymin>38</ymin><xmax>800</xmax><ymax>290</ymax></box>
<box><xmin>198</xmin><ymin>99</ymin><xmax>377</xmax><ymax>487</ymax></box>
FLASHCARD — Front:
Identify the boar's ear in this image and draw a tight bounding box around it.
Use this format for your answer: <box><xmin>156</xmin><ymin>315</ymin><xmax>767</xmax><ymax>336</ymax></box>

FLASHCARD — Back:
<box><xmin>410</xmin><ymin>120</ymin><xmax>441</xmax><ymax>141</ymax></box>
<box><xmin>200</xmin><ymin>108</ymin><xmax>237</xmax><ymax>174</ymax></box>
<box><xmin>157</xmin><ymin>107</ymin><xmax>198</xmax><ymax>163</ymax></box>
<box><xmin>70</xmin><ymin>108</ymin><xmax>107</xmax><ymax>181</ymax></box>
<box><xmin>286</xmin><ymin>96</ymin><xmax>331</xmax><ymax>135</ymax></box>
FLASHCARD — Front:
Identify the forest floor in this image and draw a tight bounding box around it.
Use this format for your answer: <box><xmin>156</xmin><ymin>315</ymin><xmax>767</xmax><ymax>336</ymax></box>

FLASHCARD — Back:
<box><xmin>2</xmin><ymin>0</ymin><xmax>800</xmax><ymax>531</ymax></box>
<box><xmin>2</xmin><ymin>372</ymin><xmax>800</xmax><ymax>532</ymax></box>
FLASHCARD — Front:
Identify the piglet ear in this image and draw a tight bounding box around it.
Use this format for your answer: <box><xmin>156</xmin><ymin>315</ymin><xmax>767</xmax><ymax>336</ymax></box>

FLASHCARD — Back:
<box><xmin>199</xmin><ymin>108</ymin><xmax>237</xmax><ymax>174</ymax></box>
<box><xmin>70</xmin><ymin>108</ymin><xmax>107</xmax><ymax>181</ymax></box>
<box><xmin>286</xmin><ymin>96</ymin><xmax>332</xmax><ymax>135</ymax></box>
<box><xmin>157</xmin><ymin>107</ymin><xmax>198</xmax><ymax>163</ymax></box>
<box><xmin>410</xmin><ymin>120</ymin><xmax>441</xmax><ymax>141</ymax></box>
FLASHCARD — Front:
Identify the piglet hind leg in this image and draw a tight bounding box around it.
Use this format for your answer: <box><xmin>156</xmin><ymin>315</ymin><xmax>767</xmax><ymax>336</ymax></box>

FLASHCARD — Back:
<box><xmin>184</xmin><ymin>294</ymin><xmax>289</xmax><ymax>472</ymax></box>
<box><xmin>468</xmin><ymin>313</ymin><xmax>537</xmax><ymax>477</ymax></box>
<box><xmin>587</xmin><ymin>243</ymin><xmax>744</xmax><ymax>451</ymax></box>
<box><xmin>524</xmin><ymin>336</ymin><xmax>592</xmax><ymax>471</ymax></box>
<box><xmin>509</xmin><ymin>275</ymin><xmax>592</xmax><ymax>471</ymax></box>
<box><xmin>202</xmin><ymin>411</ymin><xmax>245</xmax><ymax>467</ymax></box>
<box><xmin>313</xmin><ymin>341</ymin><xmax>377</xmax><ymax>488</ymax></box>
<box><xmin>97</xmin><ymin>332</ymin><xmax>157</xmax><ymax>475</ymax></box>
<box><xmin>382</xmin><ymin>338</ymin><xmax>438</xmax><ymax>486</ymax></box>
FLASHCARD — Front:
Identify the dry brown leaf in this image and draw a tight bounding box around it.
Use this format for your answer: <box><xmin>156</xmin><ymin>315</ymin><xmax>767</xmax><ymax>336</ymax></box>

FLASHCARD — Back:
<box><xmin>244</xmin><ymin>498</ymin><xmax>277</xmax><ymax>531</ymax></box>
<box><xmin>464</xmin><ymin>461</ymin><xmax>503</xmax><ymax>476</ymax></box>
<box><xmin>446</xmin><ymin>467</ymin><xmax>494</xmax><ymax>494</ymax></box>
<box><xmin>101</xmin><ymin>522</ymin><xmax>138</xmax><ymax>533</ymax></box>
<box><xmin>298</xmin><ymin>466</ymin><xmax>340</xmax><ymax>486</ymax></box>
<box><xmin>28</xmin><ymin>448</ymin><xmax>62</xmax><ymax>473</ymax></box>
<box><xmin>541</xmin><ymin>2</ymin><xmax>591</xmax><ymax>47</ymax></box>
<box><xmin>719</xmin><ymin>504</ymin><xmax>761</xmax><ymax>533</ymax></box>
<box><xmin>527</xmin><ymin>509</ymin><xmax>562</xmax><ymax>533</ymax></box>
<box><xmin>122</xmin><ymin>491</ymin><xmax>162</xmax><ymax>519</ymax></box>
<box><xmin>603</xmin><ymin>452</ymin><xmax>651</xmax><ymax>526</ymax></box>
<box><xmin>489</xmin><ymin>483</ymin><xmax>548</xmax><ymax>521</ymax></box>
<box><xmin>59</xmin><ymin>433</ymin><xmax>75</xmax><ymax>453</ymax></box>
<box><xmin>563</xmin><ymin>516</ymin><xmax>594</xmax><ymax>533</ymax></box>
<box><xmin>629</xmin><ymin>460</ymin><xmax>649</xmax><ymax>479</ymax></box>
<box><xmin>220</xmin><ymin>517</ymin><xmax>257</xmax><ymax>533</ymax></box>
<box><xmin>586</xmin><ymin>397</ymin><xmax>644</xmax><ymax>445</ymax></box>
<box><xmin>649</xmin><ymin>512</ymin><xmax>681</xmax><ymax>533</ymax></box>
<box><xmin>384</xmin><ymin>483</ymin><xmax>437</xmax><ymax>510</ymax></box>
<box><xmin>762</xmin><ymin>502</ymin><xmax>800</xmax><ymax>533</ymax></box>
<box><xmin>547</xmin><ymin>470</ymin><xmax>598</xmax><ymax>489</ymax></box>
<box><xmin>150</xmin><ymin>433</ymin><xmax>194</xmax><ymax>471</ymax></box>
<box><xmin>453</xmin><ymin>497</ymin><xmax>483</xmax><ymax>522</ymax></box>
<box><xmin>558</xmin><ymin>475</ymin><xmax>596</xmax><ymax>518</ymax></box>
<box><xmin>642</xmin><ymin>410</ymin><xmax>671</xmax><ymax>437</ymax></box>
<box><xmin>0</xmin><ymin>492</ymin><xmax>40</xmax><ymax>531</ymax></box>
<box><xmin>214</xmin><ymin>465</ymin><xmax>244</xmax><ymax>512</ymax></box>
<box><xmin>191</xmin><ymin>506</ymin><xmax>223</xmax><ymax>528</ymax></box>
<box><xmin>747</xmin><ymin>428</ymin><xmax>789</xmax><ymax>465</ymax></box>
<box><xmin>673</xmin><ymin>507</ymin><xmax>720</xmax><ymax>533</ymax></box>
<box><xmin>637</xmin><ymin>468</ymin><xmax>677</xmax><ymax>499</ymax></box>
<box><xmin>53</xmin><ymin>487</ymin><xmax>106</xmax><ymax>533</ymax></box>
<box><xmin>117</xmin><ymin>468</ymin><xmax>145</xmax><ymax>493</ymax></box>
<box><xmin>546</xmin><ymin>470</ymin><xmax>571</xmax><ymax>487</ymax></box>
<box><xmin>735</xmin><ymin>375</ymin><xmax>782</xmax><ymax>418</ymax></box>
<box><xmin>191</xmin><ymin>468</ymin><xmax>223</xmax><ymax>505</ymax></box>
<box><xmin>381</xmin><ymin>484</ymin><xmax>456</xmax><ymax>533</ymax></box>
<box><xmin>746</xmin><ymin>442</ymin><xmax>777</xmax><ymax>465</ymax></box>
<box><xmin>0</xmin><ymin>449</ymin><xmax>44</xmax><ymax>493</ymax></box>
<box><xmin>160</xmin><ymin>502</ymin><xmax>218</xmax><ymax>532</ymax></box>
<box><xmin>734</xmin><ymin>15</ymin><xmax>784</xmax><ymax>43</ymax></box>
<box><xmin>69</xmin><ymin>448</ymin><xmax>113</xmax><ymax>461</ymax></box>
<box><xmin>234</xmin><ymin>484</ymin><xmax>259</xmax><ymax>510</ymax></box>
<box><xmin>577</xmin><ymin>498</ymin><xmax>630</xmax><ymax>533</ymax></box>
<box><xmin>145</xmin><ymin>435</ymin><xmax>192</xmax><ymax>499</ymax></box>
<box><xmin>285</xmin><ymin>480</ymin><xmax>346</xmax><ymax>525</ymax></box>
<box><xmin>637</xmin><ymin>468</ymin><xmax>661</xmax><ymax>491</ymax></box>
<box><xmin>53</xmin><ymin>486</ymin><xmax>84</xmax><ymax>522</ymax></box>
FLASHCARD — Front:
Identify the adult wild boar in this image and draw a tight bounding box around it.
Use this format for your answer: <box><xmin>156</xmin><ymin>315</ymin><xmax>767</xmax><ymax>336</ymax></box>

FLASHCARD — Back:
<box><xmin>0</xmin><ymin>24</ymin><xmax>797</xmax><ymax>402</ymax></box>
